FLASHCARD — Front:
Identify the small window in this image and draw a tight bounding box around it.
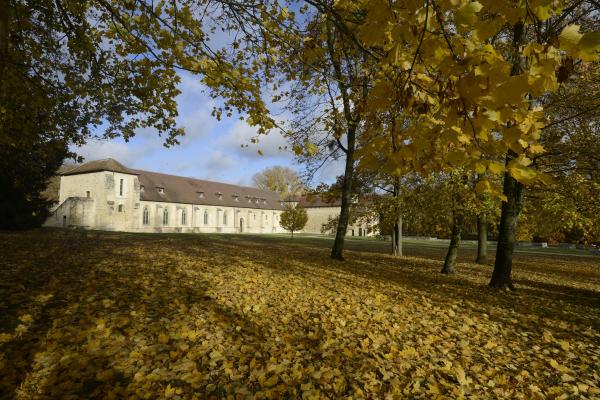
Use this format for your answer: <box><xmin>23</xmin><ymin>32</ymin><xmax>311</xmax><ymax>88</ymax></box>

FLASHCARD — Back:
<box><xmin>216</xmin><ymin>192</ymin><xmax>223</xmax><ymax>200</ymax></box>
<box><xmin>140</xmin><ymin>185</ymin><xmax>145</xmax><ymax>192</ymax></box>
<box><xmin>158</xmin><ymin>187</ymin><xmax>165</xmax><ymax>194</ymax></box>
<box><xmin>204</xmin><ymin>210</ymin><xmax>209</xmax><ymax>225</ymax></box>
<box><xmin>197</xmin><ymin>191</ymin><xmax>204</xmax><ymax>199</ymax></box>
<box><xmin>143</xmin><ymin>207</ymin><xmax>149</xmax><ymax>225</ymax></box>
<box><xmin>118</xmin><ymin>204</ymin><xmax>124</xmax><ymax>212</ymax></box>
<box><xmin>119</xmin><ymin>179</ymin><xmax>124</xmax><ymax>196</ymax></box>
<box><xmin>181</xmin><ymin>209</ymin><xmax>187</xmax><ymax>225</ymax></box>
<box><xmin>86</xmin><ymin>191</ymin><xmax>90</xmax><ymax>198</ymax></box>
<box><xmin>163</xmin><ymin>208</ymin><xmax>169</xmax><ymax>225</ymax></box>
<box><xmin>223</xmin><ymin>212</ymin><xmax>227</xmax><ymax>225</ymax></box>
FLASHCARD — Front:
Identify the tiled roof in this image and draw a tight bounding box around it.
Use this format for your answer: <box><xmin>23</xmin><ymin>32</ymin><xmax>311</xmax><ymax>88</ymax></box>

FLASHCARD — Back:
<box><xmin>133</xmin><ymin>169</ymin><xmax>284</xmax><ymax>210</ymax></box>
<box><xmin>64</xmin><ymin>158</ymin><xmax>284</xmax><ymax>210</ymax></box>
<box><xmin>62</xmin><ymin>158</ymin><xmax>136</xmax><ymax>176</ymax></box>
<box><xmin>298</xmin><ymin>194</ymin><xmax>342</xmax><ymax>208</ymax></box>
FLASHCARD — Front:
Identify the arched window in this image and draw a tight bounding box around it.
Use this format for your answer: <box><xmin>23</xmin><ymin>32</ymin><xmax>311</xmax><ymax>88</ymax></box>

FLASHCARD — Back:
<box><xmin>163</xmin><ymin>208</ymin><xmax>169</xmax><ymax>225</ymax></box>
<box><xmin>142</xmin><ymin>207</ymin><xmax>149</xmax><ymax>225</ymax></box>
<box><xmin>181</xmin><ymin>209</ymin><xmax>187</xmax><ymax>225</ymax></box>
<box><xmin>223</xmin><ymin>212</ymin><xmax>227</xmax><ymax>225</ymax></box>
<box><xmin>203</xmin><ymin>210</ymin><xmax>209</xmax><ymax>225</ymax></box>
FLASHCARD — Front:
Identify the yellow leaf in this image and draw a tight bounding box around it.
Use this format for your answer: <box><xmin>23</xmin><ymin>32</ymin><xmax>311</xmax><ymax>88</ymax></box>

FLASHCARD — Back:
<box><xmin>488</xmin><ymin>161</ymin><xmax>504</xmax><ymax>174</ymax></box>
<box><xmin>19</xmin><ymin>314</ymin><xmax>34</xmax><ymax>324</ymax></box>
<box><xmin>528</xmin><ymin>144</ymin><xmax>545</xmax><ymax>154</ymax></box>
<box><xmin>508</xmin><ymin>161</ymin><xmax>537</xmax><ymax>184</ymax></box>
<box><xmin>455</xmin><ymin>1</ymin><xmax>483</xmax><ymax>28</ymax></box>
<box><xmin>549</xmin><ymin>359</ymin><xmax>561</xmax><ymax>370</ymax></box>
<box><xmin>164</xmin><ymin>384</ymin><xmax>176</xmax><ymax>398</ymax></box>
<box><xmin>559</xmin><ymin>25</ymin><xmax>583</xmax><ymax>55</ymax></box>
<box><xmin>0</xmin><ymin>332</ymin><xmax>13</xmax><ymax>344</ymax></box>
<box><xmin>158</xmin><ymin>333</ymin><xmax>170</xmax><ymax>344</ymax></box>
<box><xmin>262</xmin><ymin>375</ymin><xmax>280</xmax><ymax>387</ymax></box>
<box><xmin>557</xmin><ymin>340</ymin><xmax>570</xmax><ymax>351</ymax></box>
<box><xmin>579</xmin><ymin>31</ymin><xmax>600</xmax><ymax>61</ymax></box>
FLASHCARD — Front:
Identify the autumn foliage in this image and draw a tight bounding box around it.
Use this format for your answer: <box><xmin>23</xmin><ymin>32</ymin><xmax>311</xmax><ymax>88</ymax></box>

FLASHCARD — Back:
<box><xmin>1</xmin><ymin>230</ymin><xmax>598</xmax><ymax>399</ymax></box>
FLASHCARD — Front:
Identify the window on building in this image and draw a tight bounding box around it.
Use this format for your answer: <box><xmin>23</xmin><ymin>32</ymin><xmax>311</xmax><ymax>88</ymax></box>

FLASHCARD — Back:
<box><xmin>216</xmin><ymin>192</ymin><xmax>223</xmax><ymax>200</ymax></box>
<box><xmin>223</xmin><ymin>212</ymin><xmax>227</xmax><ymax>225</ymax></box>
<box><xmin>118</xmin><ymin>204</ymin><xmax>124</xmax><ymax>212</ymax></box>
<box><xmin>157</xmin><ymin>187</ymin><xmax>165</xmax><ymax>194</ymax></box>
<box><xmin>197</xmin><ymin>191</ymin><xmax>204</xmax><ymax>199</ymax></box>
<box><xmin>140</xmin><ymin>185</ymin><xmax>145</xmax><ymax>192</ymax></box>
<box><xmin>163</xmin><ymin>208</ymin><xmax>169</xmax><ymax>225</ymax></box>
<box><xmin>204</xmin><ymin>210</ymin><xmax>209</xmax><ymax>225</ymax></box>
<box><xmin>143</xmin><ymin>207</ymin><xmax>149</xmax><ymax>225</ymax></box>
<box><xmin>181</xmin><ymin>209</ymin><xmax>187</xmax><ymax>225</ymax></box>
<box><xmin>86</xmin><ymin>191</ymin><xmax>90</xmax><ymax>198</ymax></box>
<box><xmin>119</xmin><ymin>179</ymin><xmax>124</xmax><ymax>196</ymax></box>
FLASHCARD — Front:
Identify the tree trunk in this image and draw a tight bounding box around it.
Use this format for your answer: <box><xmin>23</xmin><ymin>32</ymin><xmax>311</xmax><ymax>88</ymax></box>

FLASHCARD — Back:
<box><xmin>331</xmin><ymin>126</ymin><xmax>356</xmax><ymax>261</ymax></box>
<box><xmin>489</xmin><ymin>22</ymin><xmax>526</xmax><ymax>290</ymax></box>
<box><xmin>0</xmin><ymin>0</ymin><xmax>9</xmax><ymax>93</ymax></box>
<box><xmin>392</xmin><ymin>214</ymin><xmax>403</xmax><ymax>256</ymax></box>
<box><xmin>392</xmin><ymin>178</ymin><xmax>403</xmax><ymax>257</ymax></box>
<box><xmin>489</xmin><ymin>152</ymin><xmax>524</xmax><ymax>289</ymax></box>
<box><xmin>441</xmin><ymin>214</ymin><xmax>463</xmax><ymax>274</ymax></box>
<box><xmin>475</xmin><ymin>213</ymin><xmax>488</xmax><ymax>264</ymax></box>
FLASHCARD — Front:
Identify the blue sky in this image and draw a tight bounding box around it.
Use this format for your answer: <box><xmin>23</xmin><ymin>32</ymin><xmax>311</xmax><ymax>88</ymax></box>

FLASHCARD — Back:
<box><xmin>76</xmin><ymin>72</ymin><xmax>343</xmax><ymax>187</ymax></box>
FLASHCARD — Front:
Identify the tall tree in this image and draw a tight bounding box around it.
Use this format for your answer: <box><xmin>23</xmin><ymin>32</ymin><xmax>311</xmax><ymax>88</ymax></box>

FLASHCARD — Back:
<box><xmin>0</xmin><ymin>0</ymin><xmax>283</xmax><ymax>228</ymax></box>
<box><xmin>252</xmin><ymin>166</ymin><xmax>304</xmax><ymax>198</ymax></box>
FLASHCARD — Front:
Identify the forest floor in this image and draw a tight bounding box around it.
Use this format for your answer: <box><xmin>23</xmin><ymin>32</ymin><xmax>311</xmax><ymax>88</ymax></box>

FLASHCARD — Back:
<box><xmin>1</xmin><ymin>229</ymin><xmax>598</xmax><ymax>399</ymax></box>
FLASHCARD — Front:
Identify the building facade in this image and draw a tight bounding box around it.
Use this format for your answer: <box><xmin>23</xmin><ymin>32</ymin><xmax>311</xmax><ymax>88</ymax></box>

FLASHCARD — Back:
<box><xmin>45</xmin><ymin>159</ymin><xmax>286</xmax><ymax>234</ymax></box>
<box><xmin>45</xmin><ymin>158</ymin><xmax>376</xmax><ymax>236</ymax></box>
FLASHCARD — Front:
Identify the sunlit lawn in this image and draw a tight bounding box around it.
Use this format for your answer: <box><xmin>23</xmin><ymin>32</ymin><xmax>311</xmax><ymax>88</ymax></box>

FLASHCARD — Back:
<box><xmin>1</xmin><ymin>229</ymin><xmax>598</xmax><ymax>399</ymax></box>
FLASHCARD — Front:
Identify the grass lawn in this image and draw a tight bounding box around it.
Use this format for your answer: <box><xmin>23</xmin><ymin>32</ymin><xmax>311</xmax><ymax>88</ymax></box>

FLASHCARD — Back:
<box><xmin>0</xmin><ymin>229</ymin><xmax>598</xmax><ymax>399</ymax></box>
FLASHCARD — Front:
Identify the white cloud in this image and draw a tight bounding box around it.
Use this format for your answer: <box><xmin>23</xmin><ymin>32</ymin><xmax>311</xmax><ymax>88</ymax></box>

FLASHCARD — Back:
<box><xmin>73</xmin><ymin>139</ymin><xmax>148</xmax><ymax>166</ymax></box>
<box><xmin>221</xmin><ymin>120</ymin><xmax>291</xmax><ymax>160</ymax></box>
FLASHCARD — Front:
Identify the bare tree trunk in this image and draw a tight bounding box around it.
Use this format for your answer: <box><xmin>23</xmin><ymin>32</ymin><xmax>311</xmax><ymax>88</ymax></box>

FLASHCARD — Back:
<box><xmin>489</xmin><ymin>152</ymin><xmax>524</xmax><ymax>289</ymax></box>
<box><xmin>475</xmin><ymin>213</ymin><xmax>488</xmax><ymax>264</ymax></box>
<box><xmin>392</xmin><ymin>177</ymin><xmax>403</xmax><ymax>257</ymax></box>
<box><xmin>392</xmin><ymin>214</ymin><xmax>403</xmax><ymax>256</ymax></box>
<box><xmin>441</xmin><ymin>214</ymin><xmax>463</xmax><ymax>274</ymax></box>
<box><xmin>0</xmin><ymin>0</ymin><xmax>9</xmax><ymax>93</ymax></box>
<box><xmin>331</xmin><ymin>126</ymin><xmax>355</xmax><ymax>261</ymax></box>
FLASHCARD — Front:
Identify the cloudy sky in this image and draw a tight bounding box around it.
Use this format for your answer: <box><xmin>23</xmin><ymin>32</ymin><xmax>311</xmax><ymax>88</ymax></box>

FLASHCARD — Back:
<box><xmin>76</xmin><ymin>72</ymin><xmax>343</xmax><ymax>187</ymax></box>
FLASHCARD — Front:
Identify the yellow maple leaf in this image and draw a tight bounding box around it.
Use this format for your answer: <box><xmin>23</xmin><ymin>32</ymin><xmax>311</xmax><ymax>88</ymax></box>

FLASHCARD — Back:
<box><xmin>508</xmin><ymin>161</ymin><xmax>537</xmax><ymax>184</ymax></box>
<box><xmin>559</xmin><ymin>25</ymin><xmax>583</xmax><ymax>55</ymax></box>
<box><xmin>164</xmin><ymin>384</ymin><xmax>176</xmax><ymax>398</ymax></box>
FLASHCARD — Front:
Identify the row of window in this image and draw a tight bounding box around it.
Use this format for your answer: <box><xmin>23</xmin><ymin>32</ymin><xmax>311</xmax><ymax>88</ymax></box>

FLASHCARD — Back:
<box><xmin>141</xmin><ymin>207</ymin><xmax>278</xmax><ymax>227</ymax></box>
<box><xmin>142</xmin><ymin>207</ymin><xmax>233</xmax><ymax>226</ymax></box>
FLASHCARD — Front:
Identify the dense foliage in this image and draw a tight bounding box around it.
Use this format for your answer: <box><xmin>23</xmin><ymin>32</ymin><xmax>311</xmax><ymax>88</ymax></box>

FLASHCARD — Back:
<box><xmin>279</xmin><ymin>204</ymin><xmax>308</xmax><ymax>237</ymax></box>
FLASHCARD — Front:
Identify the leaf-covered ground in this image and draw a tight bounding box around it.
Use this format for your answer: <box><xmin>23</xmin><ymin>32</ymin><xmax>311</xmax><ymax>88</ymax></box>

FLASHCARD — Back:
<box><xmin>1</xmin><ymin>230</ymin><xmax>599</xmax><ymax>399</ymax></box>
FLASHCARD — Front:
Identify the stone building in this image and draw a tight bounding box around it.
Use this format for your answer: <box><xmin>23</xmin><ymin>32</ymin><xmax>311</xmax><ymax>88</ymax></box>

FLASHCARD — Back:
<box><xmin>286</xmin><ymin>196</ymin><xmax>375</xmax><ymax>237</ymax></box>
<box><xmin>45</xmin><ymin>159</ymin><xmax>286</xmax><ymax>233</ymax></box>
<box><xmin>44</xmin><ymin>158</ymin><xmax>376</xmax><ymax>236</ymax></box>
